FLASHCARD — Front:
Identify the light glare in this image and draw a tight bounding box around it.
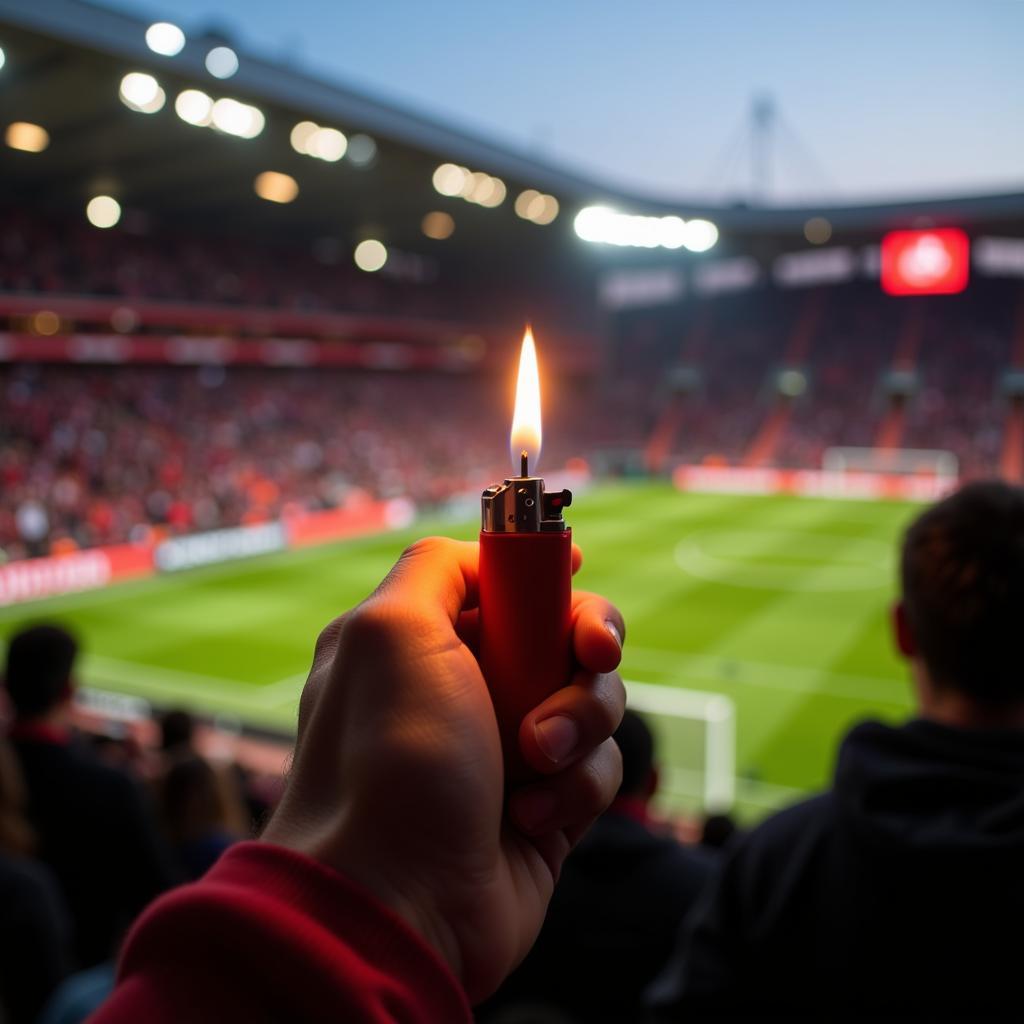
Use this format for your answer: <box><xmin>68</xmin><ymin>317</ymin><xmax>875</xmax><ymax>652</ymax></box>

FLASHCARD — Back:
<box><xmin>119</xmin><ymin>72</ymin><xmax>166</xmax><ymax>114</ymax></box>
<box><xmin>210</xmin><ymin>97</ymin><xmax>264</xmax><ymax>138</ymax></box>
<box><xmin>683</xmin><ymin>219</ymin><xmax>719</xmax><ymax>253</ymax></box>
<box><xmin>145</xmin><ymin>22</ymin><xmax>185</xmax><ymax>57</ymax></box>
<box><xmin>86</xmin><ymin>195</ymin><xmax>122</xmax><ymax>229</ymax></box>
<box><xmin>433</xmin><ymin>163</ymin><xmax>466</xmax><ymax>197</ymax></box>
<box><xmin>309</xmin><ymin>127</ymin><xmax>347</xmax><ymax>161</ymax></box>
<box><xmin>175</xmin><ymin>89</ymin><xmax>213</xmax><ymax>126</ymax></box>
<box><xmin>205</xmin><ymin>46</ymin><xmax>239</xmax><ymax>79</ymax></box>
<box><xmin>254</xmin><ymin>171</ymin><xmax>298</xmax><ymax>204</ymax></box>
<box><xmin>290</xmin><ymin>121</ymin><xmax>318</xmax><ymax>154</ymax></box>
<box><xmin>5</xmin><ymin>122</ymin><xmax>49</xmax><ymax>153</ymax></box>
<box><xmin>422</xmin><ymin>211</ymin><xmax>455</xmax><ymax>240</ymax></box>
<box><xmin>346</xmin><ymin>134</ymin><xmax>376</xmax><ymax>166</ymax></box>
<box><xmin>574</xmin><ymin>206</ymin><xmax>717</xmax><ymax>251</ymax></box>
<box><xmin>354</xmin><ymin>239</ymin><xmax>387</xmax><ymax>272</ymax></box>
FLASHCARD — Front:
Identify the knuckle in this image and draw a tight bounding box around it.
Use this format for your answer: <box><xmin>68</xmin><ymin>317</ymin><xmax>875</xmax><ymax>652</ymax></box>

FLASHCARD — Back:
<box><xmin>590</xmin><ymin>673</ymin><xmax>625</xmax><ymax>738</ymax></box>
<box><xmin>401</xmin><ymin>535</ymin><xmax>448</xmax><ymax>560</ymax></box>
<box><xmin>313</xmin><ymin>614</ymin><xmax>347</xmax><ymax>662</ymax></box>
<box><xmin>342</xmin><ymin>599</ymin><xmax>395</xmax><ymax>647</ymax></box>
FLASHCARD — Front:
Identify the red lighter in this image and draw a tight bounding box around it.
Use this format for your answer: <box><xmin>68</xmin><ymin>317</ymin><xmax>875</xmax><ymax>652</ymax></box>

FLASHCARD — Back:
<box><xmin>478</xmin><ymin>328</ymin><xmax>574</xmax><ymax>780</ymax></box>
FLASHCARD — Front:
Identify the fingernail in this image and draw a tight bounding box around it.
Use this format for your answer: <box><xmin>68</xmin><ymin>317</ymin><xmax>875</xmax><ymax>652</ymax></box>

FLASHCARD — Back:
<box><xmin>605</xmin><ymin>620</ymin><xmax>622</xmax><ymax>649</ymax></box>
<box><xmin>511</xmin><ymin>790</ymin><xmax>557</xmax><ymax>832</ymax></box>
<box><xmin>534</xmin><ymin>715</ymin><xmax>579</xmax><ymax>763</ymax></box>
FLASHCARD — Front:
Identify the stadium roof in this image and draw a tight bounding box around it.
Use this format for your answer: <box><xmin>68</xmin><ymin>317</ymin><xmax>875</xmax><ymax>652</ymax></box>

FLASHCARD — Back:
<box><xmin>2</xmin><ymin>0</ymin><xmax>1023</xmax><ymax>254</ymax></box>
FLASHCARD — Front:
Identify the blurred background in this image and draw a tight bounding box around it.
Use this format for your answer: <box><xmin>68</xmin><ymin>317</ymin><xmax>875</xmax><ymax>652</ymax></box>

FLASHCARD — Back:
<box><xmin>1</xmin><ymin>0</ymin><xmax>1023</xmax><ymax>826</ymax></box>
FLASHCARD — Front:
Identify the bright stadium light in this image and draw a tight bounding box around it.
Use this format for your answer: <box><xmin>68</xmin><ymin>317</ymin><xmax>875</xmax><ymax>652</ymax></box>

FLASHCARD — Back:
<box><xmin>422</xmin><ymin>211</ymin><xmax>455</xmax><ymax>240</ymax></box>
<box><xmin>175</xmin><ymin>89</ymin><xmax>213</xmax><ymax>126</ymax></box>
<box><xmin>683</xmin><ymin>219</ymin><xmax>719</xmax><ymax>252</ymax></box>
<box><xmin>574</xmin><ymin>206</ymin><xmax>718</xmax><ymax>251</ymax></box>
<box><xmin>210</xmin><ymin>98</ymin><xmax>264</xmax><ymax>138</ymax></box>
<box><xmin>658</xmin><ymin>216</ymin><xmax>687</xmax><ymax>250</ymax></box>
<box><xmin>354</xmin><ymin>239</ymin><xmax>387</xmax><ymax>272</ymax></box>
<box><xmin>346</xmin><ymin>134</ymin><xmax>377</xmax><ymax>167</ymax></box>
<box><xmin>254</xmin><ymin>171</ymin><xmax>298</xmax><ymax>204</ymax></box>
<box><xmin>433</xmin><ymin>163</ymin><xmax>468</xmax><ymax>197</ymax></box>
<box><xmin>0</xmin><ymin>46</ymin><xmax>5</xmax><ymax>70</ymax></box>
<box><xmin>5</xmin><ymin>121</ymin><xmax>49</xmax><ymax>153</ymax></box>
<box><xmin>205</xmin><ymin>46</ymin><xmax>239</xmax><ymax>79</ymax></box>
<box><xmin>290</xmin><ymin>121</ymin><xmax>317</xmax><ymax>154</ymax></box>
<box><xmin>86</xmin><ymin>195</ymin><xmax>122</xmax><ymax>229</ymax></box>
<box><xmin>308</xmin><ymin>127</ymin><xmax>347</xmax><ymax>161</ymax></box>
<box><xmin>145</xmin><ymin>22</ymin><xmax>185</xmax><ymax>57</ymax></box>
<box><xmin>515</xmin><ymin>190</ymin><xmax>559</xmax><ymax>225</ymax></box>
<box><xmin>119</xmin><ymin>72</ymin><xmax>166</xmax><ymax>114</ymax></box>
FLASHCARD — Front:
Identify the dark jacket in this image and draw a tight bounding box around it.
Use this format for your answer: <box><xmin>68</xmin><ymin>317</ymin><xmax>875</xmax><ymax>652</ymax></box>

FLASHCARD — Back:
<box><xmin>0</xmin><ymin>852</ymin><xmax>70</xmax><ymax>1024</ymax></box>
<box><xmin>650</xmin><ymin>718</ymin><xmax>1024</xmax><ymax>1019</ymax></box>
<box><xmin>480</xmin><ymin>805</ymin><xmax>716</xmax><ymax>1023</ymax></box>
<box><xmin>12</xmin><ymin>731</ymin><xmax>178</xmax><ymax>967</ymax></box>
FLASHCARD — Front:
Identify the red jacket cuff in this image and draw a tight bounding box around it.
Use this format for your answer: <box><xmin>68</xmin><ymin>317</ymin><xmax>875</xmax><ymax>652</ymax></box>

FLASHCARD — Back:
<box><xmin>94</xmin><ymin>840</ymin><xmax>470</xmax><ymax>1023</ymax></box>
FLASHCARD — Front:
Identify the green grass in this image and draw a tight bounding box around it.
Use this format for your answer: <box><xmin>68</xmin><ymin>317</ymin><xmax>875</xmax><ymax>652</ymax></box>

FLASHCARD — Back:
<box><xmin>0</xmin><ymin>484</ymin><xmax>921</xmax><ymax>822</ymax></box>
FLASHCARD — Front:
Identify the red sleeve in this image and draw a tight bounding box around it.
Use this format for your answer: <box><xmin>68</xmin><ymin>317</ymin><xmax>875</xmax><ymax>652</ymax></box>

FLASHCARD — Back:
<box><xmin>90</xmin><ymin>841</ymin><xmax>471</xmax><ymax>1024</ymax></box>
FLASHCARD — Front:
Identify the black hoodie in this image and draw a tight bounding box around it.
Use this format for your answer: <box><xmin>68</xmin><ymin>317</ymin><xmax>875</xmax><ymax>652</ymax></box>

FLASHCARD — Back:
<box><xmin>649</xmin><ymin>718</ymin><xmax>1024</xmax><ymax>1020</ymax></box>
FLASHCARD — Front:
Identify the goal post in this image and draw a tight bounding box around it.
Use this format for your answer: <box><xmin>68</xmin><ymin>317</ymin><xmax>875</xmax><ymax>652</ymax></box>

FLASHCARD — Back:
<box><xmin>625</xmin><ymin>680</ymin><xmax>736</xmax><ymax>814</ymax></box>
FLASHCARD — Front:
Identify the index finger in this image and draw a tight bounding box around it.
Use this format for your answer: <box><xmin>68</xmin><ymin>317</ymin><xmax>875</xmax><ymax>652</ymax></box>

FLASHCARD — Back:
<box><xmin>371</xmin><ymin>536</ymin><xmax>480</xmax><ymax>626</ymax></box>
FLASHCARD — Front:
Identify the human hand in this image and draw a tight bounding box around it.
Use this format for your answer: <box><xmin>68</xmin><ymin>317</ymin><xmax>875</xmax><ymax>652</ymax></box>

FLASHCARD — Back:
<box><xmin>261</xmin><ymin>537</ymin><xmax>625</xmax><ymax>1002</ymax></box>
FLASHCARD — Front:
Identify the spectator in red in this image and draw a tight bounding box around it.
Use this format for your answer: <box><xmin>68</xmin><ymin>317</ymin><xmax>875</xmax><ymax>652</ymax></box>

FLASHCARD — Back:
<box><xmin>90</xmin><ymin>537</ymin><xmax>626</xmax><ymax>1022</ymax></box>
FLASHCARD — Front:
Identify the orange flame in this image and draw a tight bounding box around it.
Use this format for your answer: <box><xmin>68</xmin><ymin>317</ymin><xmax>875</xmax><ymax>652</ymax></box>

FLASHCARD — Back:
<box><xmin>510</xmin><ymin>326</ymin><xmax>542</xmax><ymax>474</ymax></box>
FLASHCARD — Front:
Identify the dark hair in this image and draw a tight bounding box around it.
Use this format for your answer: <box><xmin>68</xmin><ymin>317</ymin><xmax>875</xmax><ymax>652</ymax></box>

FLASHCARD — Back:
<box><xmin>901</xmin><ymin>480</ymin><xmax>1024</xmax><ymax>703</ymax></box>
<box><xmin>159</xmin><ymin>709</ymin><xmax>196</xmax><ymax>752</ymax></box>
<box><xmin>614</xmin><ymin>709</ymin><xmax>655</xmax><ymax>796</ymax></box>
<box><xmin>3</xmin><ymin>623</ymin><xmax>78</xmax><ymax>719</ymax></box>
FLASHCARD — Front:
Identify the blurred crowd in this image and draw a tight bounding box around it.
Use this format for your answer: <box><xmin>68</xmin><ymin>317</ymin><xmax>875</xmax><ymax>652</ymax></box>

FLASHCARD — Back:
<box><xmin>0</xmin><ymin>366</ymin><xmax>507</xmax><ymax>561</ymax></box>
<box><xmin>614</xmin><ymin>281</ymin><xmax>1020</xmax><ymax>476</ymax></box>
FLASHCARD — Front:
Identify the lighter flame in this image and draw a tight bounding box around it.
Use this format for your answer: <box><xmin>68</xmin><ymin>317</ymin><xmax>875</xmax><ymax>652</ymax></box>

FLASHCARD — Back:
<box><xmin>510</xmin><ymin>326</ymin><xmax>542</xmax><ymax>474</ymax></box>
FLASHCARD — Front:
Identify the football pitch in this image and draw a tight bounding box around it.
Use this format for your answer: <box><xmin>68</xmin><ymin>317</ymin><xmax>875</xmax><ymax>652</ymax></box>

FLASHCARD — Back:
<box><xmin>0</xmin><ymin>484</ymin><xmax>920</xmax><ymax>822</ymax></box>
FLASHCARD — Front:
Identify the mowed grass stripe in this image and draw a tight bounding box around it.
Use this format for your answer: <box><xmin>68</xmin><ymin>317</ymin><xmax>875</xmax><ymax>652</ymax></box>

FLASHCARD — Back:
<box><xmin>0</xmin><ymin>487</ymin><xmax>920</xmax><ymax>819</ymax></box>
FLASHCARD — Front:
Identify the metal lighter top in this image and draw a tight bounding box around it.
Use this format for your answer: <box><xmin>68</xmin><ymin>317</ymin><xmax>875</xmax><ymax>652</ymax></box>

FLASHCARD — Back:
<box><xmin>481</xmin><ymin>450</ymin><xmax>572</xmax><ymax>533</ymax></box>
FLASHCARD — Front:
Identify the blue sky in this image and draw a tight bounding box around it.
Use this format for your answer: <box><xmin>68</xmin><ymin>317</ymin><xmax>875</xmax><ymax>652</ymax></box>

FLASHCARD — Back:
<box><xmin>125</xmin><ymin>0</ymin><xmax>1023</xmax><ymax>204</ymax></box>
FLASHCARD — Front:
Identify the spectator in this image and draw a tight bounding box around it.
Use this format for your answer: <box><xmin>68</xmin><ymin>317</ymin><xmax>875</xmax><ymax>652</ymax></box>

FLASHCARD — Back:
<box><xmin>89</xmin><ymin>537</ymin><xmax>626</xmax><ymax>1022</ymax></box>
<box><xmin>698</xmin><ymin>813</ymin><xmax>739</xmax><ymax>851</ymax></box>
<box><xmin>3</xmin><ymin>624</ymin><xmax>179</xmax><ymax>967</ymax></box>
<box><xmin>157</xmin><ymin>754</ymin><xmax>247</xmax><ymax>879</ymax></box>
<box><xmin>480</xmin><ymin>709</ymin><xmax>717</xmax><ymax>1023</ymax></box>
<box><xmin>158</xmin><ymin>708</ymin><xmax>195</xmax><ymax>755</ymax></box>
<box><xmin>0</xmin><ymin>736</ymin><xmax>71</xmax><ymax>1024</ymax></box>
<box><xmin>650</xmin><ymin>480</ymin><xmax>1024</xmax><ymax>1018</ymax></box>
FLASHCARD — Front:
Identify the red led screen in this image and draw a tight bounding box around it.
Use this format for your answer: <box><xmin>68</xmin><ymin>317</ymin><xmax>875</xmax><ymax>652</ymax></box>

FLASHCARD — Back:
<box><xmin>880</xmin><ymin>228</ymin><xmax>970</xmax><ymax>295</ymax></box>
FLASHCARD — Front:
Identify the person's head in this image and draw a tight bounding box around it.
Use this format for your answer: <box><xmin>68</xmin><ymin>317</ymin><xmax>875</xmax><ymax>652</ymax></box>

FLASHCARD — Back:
<box><xmin>2</xmin><ymin>623</ymin><xmax>78</xmax><ymax>722</ymax></box>
<box><xmin>159</xmin><ymin>755</ymin><xmax>229</xmax><ymax>844</ymax></box>
<box><xmin>895</xmin><ymin>480</ymin><xmax>1024</xmax><ymax>722</ymax></box>
<box><xmin>614</xmin><ymin>709</ymin><xmax>658</xmax><ymax>801</ymax></box>
<box><xmin>701</xmin><ymin>812</ymin><xmax>738</xmax><ymax>850</ymax></box>
<box><xmin>159</xmin><ymin>708</ymin><xmax>196</xmax><ymax>753</ymax></box>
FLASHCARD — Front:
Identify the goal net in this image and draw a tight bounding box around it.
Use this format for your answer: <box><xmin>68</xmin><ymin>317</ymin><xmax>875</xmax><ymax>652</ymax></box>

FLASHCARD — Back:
<box><xmin>626</xmin><ymin>681</ymin><xmax>736</xmax><ymax>815</ymax></box>
<box><xmin>819</xmin><ymin>447</ymin><xmax>958</xmax><ymax>501</ymax></box>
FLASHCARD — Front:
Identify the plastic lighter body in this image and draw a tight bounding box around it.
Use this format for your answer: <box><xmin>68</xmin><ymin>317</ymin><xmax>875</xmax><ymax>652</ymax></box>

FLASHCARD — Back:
<box><xmin>478</xmin><ymin>474</ymin><xmax>574</xmax><ymax>779</ymax></box>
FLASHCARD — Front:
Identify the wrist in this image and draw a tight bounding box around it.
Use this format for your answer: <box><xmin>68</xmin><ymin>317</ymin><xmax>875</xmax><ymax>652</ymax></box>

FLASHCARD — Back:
<box><xmin>259</xmin><ymin>824</ymin><xmax>465</xmax><ymax>987</ymax></box>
